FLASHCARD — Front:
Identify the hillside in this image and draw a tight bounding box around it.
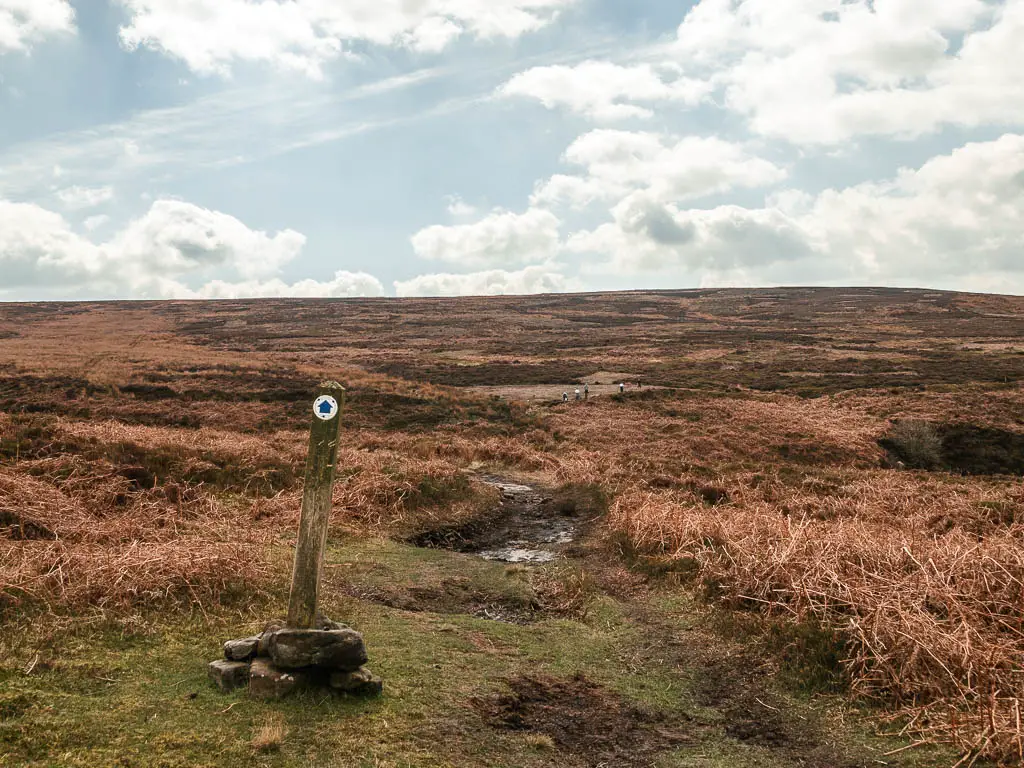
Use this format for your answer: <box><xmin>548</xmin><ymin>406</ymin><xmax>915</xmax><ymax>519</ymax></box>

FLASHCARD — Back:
<box><xmin>1</xmin><ymin>287</ymin><xmax>1022</xmax><ymax>767</ymax></box>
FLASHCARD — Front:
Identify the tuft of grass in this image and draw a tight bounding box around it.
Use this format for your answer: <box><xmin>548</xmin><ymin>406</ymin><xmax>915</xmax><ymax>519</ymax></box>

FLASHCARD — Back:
<box><xmin>523</xmin><ymin>733</ymin><xmax>556</xmax><ymax>751</ymax></box>
<box><xmin>884</xmin><ymin>419</ymin><xmax>942</xmax><ymax>469</ymax></box>
<box><xmin>531</xmin><ymin>564</ymin><xmax>599</xmax><ymax>619</ymax></box>
<box><xmin>766</xmin><ymin>620</ymin><xmax>850</xmax><ymax>695</ymax></box>
<box><xmin>251</xmin><ymin>713</ymin><xmax>288</xmax><ymax>753</ymax></box>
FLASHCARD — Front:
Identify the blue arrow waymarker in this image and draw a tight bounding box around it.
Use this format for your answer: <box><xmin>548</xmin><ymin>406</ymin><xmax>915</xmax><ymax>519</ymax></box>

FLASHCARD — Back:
<box><xmin>312</xmin><ymin>395</ymin><xmax>338</xmax><ymax>421</ymax></box>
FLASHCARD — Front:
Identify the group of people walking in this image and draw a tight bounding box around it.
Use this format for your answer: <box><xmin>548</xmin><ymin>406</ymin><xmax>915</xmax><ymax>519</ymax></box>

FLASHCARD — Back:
<box><xmin>563</xmin><ymin>385</ymin><xmax>592</xmax><ymax>402</ymax></box>
<box><xmin>562</xmin><ymin>381</ymin><xmax>637</xmax><ymax>402</ymax></box>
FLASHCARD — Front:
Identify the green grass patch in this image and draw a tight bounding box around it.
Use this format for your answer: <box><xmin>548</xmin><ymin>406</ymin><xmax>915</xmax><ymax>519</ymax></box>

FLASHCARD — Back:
<box><xmin>0</xmin><ymin>539</ymin><xmax>956</xmax><ymax>767</ymax></box>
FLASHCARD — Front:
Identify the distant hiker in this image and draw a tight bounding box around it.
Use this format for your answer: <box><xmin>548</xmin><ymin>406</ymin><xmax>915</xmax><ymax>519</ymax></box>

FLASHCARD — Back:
<box><xmin>575</xmin><ymin>388</ymin><xmax>581</xmax><ymax>401</ymax></box>
<box><xmin>619</xmin><ymin>382</ymin><xmax>625</xmax><ymax>394</ymax></box>
<box><xmin>562</xmin><ymin>392</ymin><xmax>568</xmax><ymax>403</ymax></box>
<box><xmin>584</xmin><ymin>384</ymin><xmax>589</xmax><ymax>400</ymax></box>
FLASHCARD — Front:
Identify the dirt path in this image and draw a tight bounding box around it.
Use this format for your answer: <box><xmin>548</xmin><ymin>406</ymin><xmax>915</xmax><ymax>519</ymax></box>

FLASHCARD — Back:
<box><xmin>410</xmin><ymin>474</ymin><xmax>588</xmax><ymax>566</ymax></box>
<box><xmin>466</xmin><ymin>477</ymin><xmax>580</xmax><ymax>564</ymax></box>
<box><xmin>466</xmin><ymin>383</ymin><xmax>662</xmax><ymax>403</ymax></box>
<box><xmin>400</xmin><ymin>475</ymin><xmax>923</xmax><ymax>768</ymax></box>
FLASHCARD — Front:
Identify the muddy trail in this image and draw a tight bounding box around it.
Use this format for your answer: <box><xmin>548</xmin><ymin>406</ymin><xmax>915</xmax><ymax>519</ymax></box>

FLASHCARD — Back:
<box><xmin>412</xmin><ymin>475</ymin><xmax>586</xmax><ymax>565</ymax></box>
<box><xmin>337</xmin><ymin>476</ymin><xmax>590</xmax><ymax>625</ymax></box>
<box><xmin>396</xmin><ymin>476</ymin><xmax>907</xmax><ymax>768</ymax></box>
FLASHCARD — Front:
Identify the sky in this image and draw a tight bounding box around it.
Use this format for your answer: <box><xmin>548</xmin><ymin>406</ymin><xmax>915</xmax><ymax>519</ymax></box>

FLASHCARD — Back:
<box><xmin>0</xmin><ymin>0</ymin><xmax>1022</xmax><ymax>301</ymax></box>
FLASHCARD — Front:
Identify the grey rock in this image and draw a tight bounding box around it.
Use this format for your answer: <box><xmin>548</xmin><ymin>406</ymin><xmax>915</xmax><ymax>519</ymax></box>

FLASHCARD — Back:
<box><xmin>314</xmin><ymin>615</ymin><xmax>348</xmax><ymax>631</ymax></box>
<box><xmin>248</xmin><ymin>657</ymin><xmax>313</xmax><ymax>700</ymax></box>
<box><xmin>329</xmin><ymin>666</ymin><xmax>383</xmax><ymax>697</ymax></box>
<box><xmin>257</xmin><ymin>616</ymin><xmax>349</xmax><ymax>656</ymax></box>
<box><xmin>208</xmin><ymin>659</ymin><xmax>250</xmax><ymax>692</ymax></box>
<box><xmin>257</xmin><ymin>620</ymin><xmax>284</xmax><ymax>657</ymax></box>
<box><xmin>224</xmin><ymin>636</ymin><xmax>260</xmax><ymax>661</ymax></box>
<box><xmin>266</xmin><ymin>628</ymin><xmax>368</xmax><ymax>671</ymax></box>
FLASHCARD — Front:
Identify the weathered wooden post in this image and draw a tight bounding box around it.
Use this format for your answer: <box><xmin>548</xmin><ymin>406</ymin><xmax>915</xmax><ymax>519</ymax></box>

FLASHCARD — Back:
<box><xmin>209</xmin><ymin>380</ymin><xmax>381</xmax><ymax>699</ymax></box>
<box><xmin>287</xmin><ymin>381</ymin><xmax>345</xmax><ymax>629</ymax></box>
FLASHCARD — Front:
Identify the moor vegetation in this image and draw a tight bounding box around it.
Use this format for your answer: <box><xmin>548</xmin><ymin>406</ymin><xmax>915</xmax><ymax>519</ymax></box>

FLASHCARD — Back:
<box><xmin>0</xmin><ymin>287</ymin><xmax>1022</xmax><ymax>767</ymax></box>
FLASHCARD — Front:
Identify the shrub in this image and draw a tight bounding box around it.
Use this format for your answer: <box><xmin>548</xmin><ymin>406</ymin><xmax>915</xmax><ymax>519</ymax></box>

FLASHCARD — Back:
<box><xmin>883</xmin><ymin>419</ymin><xmax>942</xmax><ymax>469</ymax></box>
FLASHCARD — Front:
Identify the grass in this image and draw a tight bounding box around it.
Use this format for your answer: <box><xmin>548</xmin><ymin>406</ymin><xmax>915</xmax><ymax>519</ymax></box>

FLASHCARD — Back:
<box><xmin>0</xmin><ymin>539</ymin><xmax>949</xmax><ymax>768</ymax></box>
<box><xmin>251</xmin><ymin>713</ymin><xmax>289</xmax><ymax>754</ymax></box>
<box><xmin>883</xmin><ymin>419</ymin><xmax>943</xmax><ymax>469</ymax></box>
<box><xmin>323</xmin><ymin>537</ymin><xmax>540</xmax><ymax>619</ymax></box>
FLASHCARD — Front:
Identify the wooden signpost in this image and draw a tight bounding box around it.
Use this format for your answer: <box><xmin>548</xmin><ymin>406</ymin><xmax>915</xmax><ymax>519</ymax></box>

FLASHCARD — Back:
<box><xmin>287</xmin><ymin>381</ymin><xmax>345</xmax><ymax>629</ymax></box>
<box><xmin>211</xmin><ymin>381</ymin><xmax>381</xmax><ymax>699</ymax></box>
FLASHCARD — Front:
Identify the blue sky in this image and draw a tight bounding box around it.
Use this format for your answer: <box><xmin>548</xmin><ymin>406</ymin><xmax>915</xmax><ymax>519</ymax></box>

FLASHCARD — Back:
<box><xmin>1</xmin><ymin>0</ymin><xmax>1022</xmax><ymax>300</ymax></box>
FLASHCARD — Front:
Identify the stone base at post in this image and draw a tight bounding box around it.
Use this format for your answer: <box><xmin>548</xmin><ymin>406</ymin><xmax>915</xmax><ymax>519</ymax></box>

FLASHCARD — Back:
<box><xmin>211</xmin><ymin>384</ymin><xmax>382</xmax><ymax>702</ymax></box>
<box><xmin>208</xmin><ymin>617</ymin><xmax>383</xmax><ymax>701</ymax></box>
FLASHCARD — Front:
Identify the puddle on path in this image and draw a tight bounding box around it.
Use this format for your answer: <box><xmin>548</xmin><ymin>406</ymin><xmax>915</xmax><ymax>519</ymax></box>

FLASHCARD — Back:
<box><xmin>412</xmin><ymin>475</ymin><xmax>582</xmax><ymax>565</ymax></box>
<box><xmin>472</xmin><ymin>475</ymin><xmax>580</xmax><ymax>565</ymax></box>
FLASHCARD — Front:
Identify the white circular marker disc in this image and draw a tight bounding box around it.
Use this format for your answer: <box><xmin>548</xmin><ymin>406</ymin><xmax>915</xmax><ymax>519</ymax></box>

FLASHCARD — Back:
<box><xmin>313</xmin><ymin>395</ymin><xmax>339</xmax><ymax>421</ymax></box>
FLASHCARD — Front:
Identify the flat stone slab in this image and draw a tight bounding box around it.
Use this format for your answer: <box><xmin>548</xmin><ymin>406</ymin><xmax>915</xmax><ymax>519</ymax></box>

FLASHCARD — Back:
<box><xmin>265</xmin><ymin>628</ymin><xmax>368</xmax><ymax>671</ymax></box>
<box><xmin>329</xmin><ymin>666</ymin><xmax>383</xmax><ymax>697</ymax></box>
<box><xmin>208</xmin><ymin>660</ymin><xmax>250</xmax><ymax>692</ymax></box>
<box><xmin>248</xmin><ymin>658</ymin><xmax>313</xmax><ymax>700</ymax></box>
<box><xmin>224</xmin><ymin>636</ymin><xmax>260</xmax><ymax>661</ymax></box>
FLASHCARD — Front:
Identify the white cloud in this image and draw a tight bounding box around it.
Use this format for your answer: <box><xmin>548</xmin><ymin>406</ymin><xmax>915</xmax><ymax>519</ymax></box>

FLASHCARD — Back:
<box><xmin>196</xmin><ymin>271</ymin><xmax>384</xmax><ymax>298</ymax></box>
<box><xmin>803</xmin><ymin>134</ymin><xmax>1024</xmax><ymax>282</ymax></box>
<box><xmin>532</xmin><ymin>130</ymin><xmax>787</xmax><ymax>209</ymax></box>
<box><xmin>0</xmin><ymin>198</ymin><xmax>323</xmax><ymax>298</ymax></box>
<box><xmin>411</xmin><ymin>207</ymin><xmax>561</xmax><ymax>268</ymax></box>
<box><xmin>672</xmin><ymin>0</ymin><xmax>1024</xmax><ymax>144</ymax></box>
<box><xmin>399</xmin><ymin>16</ymin><xmax>462</xmax><ymax>54</ymax></box>
<box><xmin>394</xmin><ymin>265</ymin><xmax>568</xmax><ymax>297</ymax></box>
<box><xmin>445</xmin><ymin>195</ymin><xmax>478</xmax><ymax>218</ymax></box>
<box><xmin>500</xmin><ymin>60</ymin><xmax>711</xmax><ymax>121</ymax></box>
<box><xmin>83</xmin><ymin>215</ymin><xmax>111</xmax><ymax>232</ymax></box>
<box><xmin>0</xmin><ymin>200</ymin><xmax>105</xmax><ymax>288</ymax></box>
<box><xmin>116</xmin><ymin>0</ymin><xmax>579</xmax><ymax>78</ymax></box>
<box><xmin>0</xmin><ymin>0</ymin><xmax>75</xmax><ymax>53</ymax></box>
<box><xmin>568</xmin><ymin>197</ymin><xmax>812</xmax><ymax>273</ymax></box>
<box><xmin>568</xmin><ymin>134</ymin><xmax>1024</xmax><ymax>293</ymax></box>
<box><xmin>108</xmin><ymin>200</ymin><xmax>305</xmax><ymax>280</ymax></box>
<box><xmin>56</xmin><ymin>185</ymin><xmax>114</xmax><ymax>210</ymax></box>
